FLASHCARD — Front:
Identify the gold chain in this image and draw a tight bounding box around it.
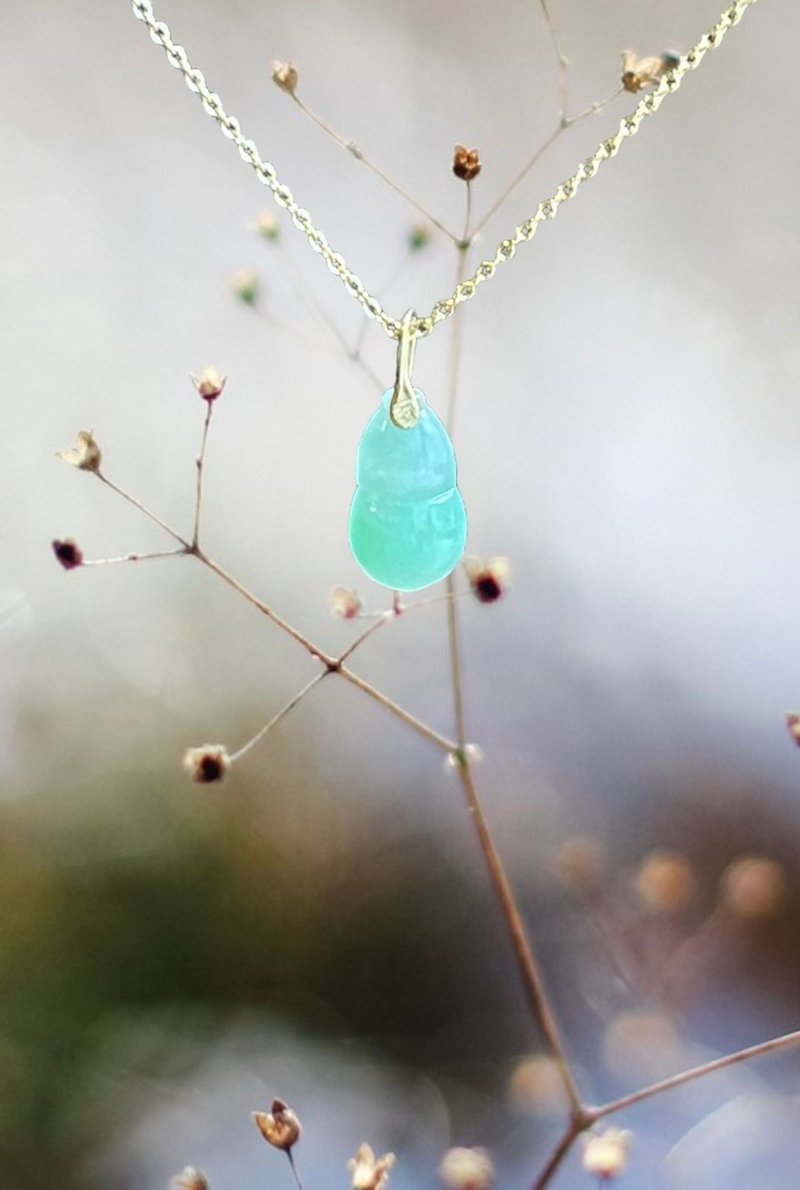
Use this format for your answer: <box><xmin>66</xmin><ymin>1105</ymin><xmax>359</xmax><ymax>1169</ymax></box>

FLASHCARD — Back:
<box><xmin>131</xmin><ymin>0</ymin><xmax>757</xmax><ymax>341</ymax></box>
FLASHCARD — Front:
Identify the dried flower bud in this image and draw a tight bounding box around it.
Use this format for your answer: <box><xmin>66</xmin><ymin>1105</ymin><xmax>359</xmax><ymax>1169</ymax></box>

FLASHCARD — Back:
<box><xmin>452</xmin><ymin>145</ymin><xmax>481</xmax><ymax>182</ymax></box>
<box><xmin>552</xmin><ymin>837</ymin><xmax>605</xmax><ymax>895</ymax></box>
<box><xmin>190</xmin><ymin>366</ymin><xmax>227</xmax><ymax>402</ymax></box>
<box><xmin>785</xmin><ymin>712</ymin><xmax>800</xmax><ymax>746</ymax></box>
<box><xmin>272</xmin><ymin>59</ymin><xmax>298</xmax><ymax>94</ymax></box>
<box><xmin>170</xmin><ymin>1168</ymin><xmax>209</xmax><ymax>1190</ymax></box>
<box><xmin>182</xmin><ymin>744</ymin><xmax>231</xmax><ymax>784</ymax></box>
<box><xmin>329</xmin><ymin>586</ymin><xmax>363</xmax><ymax>619</ymax></box>
<box><xmin>230</xmin><ymin>268</ymin><xmax>260</xmax><ymax>306</ymax></box>
<box><xmin>620</xmin><ymin>50</ymin><xmax>664</xmax><ymax>93</ymax></box>
<box><xmin>582</xmin><ymin>1129</ymin><xmax>631</xmax><ymax>1180</ymax></box>
<box><xmin>633</xmin><ymin>850</ymin><xmax>695</xmax><ymax>914</ymax></box>
<box><xmin>251</xmin><ymin>209</ymin><xmax>280</xmax><ymax>240</ymax></box>
<box><xmin>660</xmin><ymin>49</ymin><xmax>682</xmax><ymax>72</ymax></box>
<box><xmin>253</xmin><ymin>1099</ymin><xmax>302</xmax><ymax>1151</ymax></box>
<box><xmin>348</xmin><ymin>1143</ymin><xmax>396</xmax><ymax>1190</ymax></box>
<box><xmin>719</xmin><ymin>855</ymin><xmax>787</xmax><ymax>920</ymax></box>
<box><xmin>464</xmin><ymin>556</ymin><xmax>511</xmax><ymax>603</ymax></box>
<box><xmin>439</xmin><ymin>1146</ymin><xmax>495</xmax><ymax>1189</ymax></box>
<box><xmin>52</xmin><ymin>538</ymin><xmax>84</xmax><ymax>570</ymax></box>
<box><xmin>57</xmin><ymin>430</ymin><xmax>102</xmax><ymax>473</ymax></box>
<box><xmin>408</xmin><ymin>223</ymin><xmax>432</xmax><ymax>252</ymax></box>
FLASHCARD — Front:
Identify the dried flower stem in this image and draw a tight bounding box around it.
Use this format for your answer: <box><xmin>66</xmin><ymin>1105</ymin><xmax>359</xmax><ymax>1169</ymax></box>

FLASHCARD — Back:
<box><xmin>230</xmin><ymin>672</ymin><xmax>327</xmax><ymax>763</ymax></box>
<box><xmin>471</xmin><ymin>88</ymin><xmax>621</xmax><ymax>240</ymax></box>
<box><xmin>290</xmin><ymin>93</ymin><xmax>459</xmax><ymax>244</ymax></box>
<box><xmin>538</xmin><ymin>0</ymin><xmax>571</xmax><ymax>121</ymax></box>
<box><xmin>96</xmin><ymin>473</ymin><xmax>190</xmax><ymax>549</ymax></box>
<box><xmin>589</xmin><ymin>1027</ymin><xmax>800</xmax><ymax>1123</ymax></box>
<box><xmin>275</xmin><ymin>239</ymin><xmax>383</xmax><ymax>392</ymax></box>
<box><xmin>444</xmin><ymin>237</ymin><xmax>582</xmax><ymax>1116</ymax></box>
<box><xmin>286</xmin><ymin>1149</ymin><xmax>305</xmax><ymax>1190</ymax></box>
<box><xmin>531</xmin><ymin>1120</ymin><xmax>585</xmax><ymax>1190</ymax></box>
<box><xmin>192</xmin><ymin>402</ymin><xmax>214</xmax><ymax>547</ymax></box>
<box><xmin>81</xmin><ymin>548</ymin><xmax>188</xmax><ymax>566</ymax></box>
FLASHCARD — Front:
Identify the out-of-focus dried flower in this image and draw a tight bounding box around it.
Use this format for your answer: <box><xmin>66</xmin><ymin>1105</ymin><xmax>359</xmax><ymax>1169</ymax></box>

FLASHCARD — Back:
<box><xmin>582</xmin><ymin>1129</ymin><xmax>631</xmax><ymax>1180</ymax></box>
<box><xmin>57</xmin><ymin>430</ymin><xmax>102</xmax><ymax>473</ymax></box>
<box><xmin>182</xmin><ymin>744</ymin><xmax>231</xmax><ymax>784</ymax></box>
<box><xmin>348</xmin><ymin>1143</ymin><xmax>395</xmax><ymax>1190</ymax></box>
<box><xmin>633</xmin><ymin>850</ymin><xmax>695</xmax><ymax>914</ymax></box>
<box><xmin>230</xmin><ymin>268</ymin><xmax>260</xmax><ymax>306</ymax></box>
<box><xmin>329</xmin><ymin>586</ymin><xmax>363</xmax><ymax>619</ymax></box>
<box><xmin>661</xmin><ymin>49</ymin><xmax>682</xmax><ymax>72</ymax></box>
<box><xmin>52</xmin><ymin>538</ymin><xmax>84</xmax><ymax>570</ymax></box>
<box><xmin>620</xmin><ymin>50</ymin><xmax>664</xmax><ymax>93</ymax></box>
<box><xmin>785</xmin><ymin>711</ymin><xmax>800</xmax><ymax>747</ymax></box>
<box><xmin>272</xmin><ymin>59</ymin><xmax>298</xmax><ymax>94</ymax></box>
<box><xmin>251</xmin><ymin>209</ymin><xmax>280</xmax><ymax>240</ymax></box>
<box><xmin>408</xmin><ymin>223</ymin><xmax>432</xmax><ymax>252</ymax></box>
<box><xmin>552</xmin><ymin>837</ymin><xmax>605</xmax><ymax>895</ymax></box>
<box><xmin>253</xmin><ymin>1099</ymin><xmax>302</xmax><ymax>1151</ymax></box>
<box><xmin>190</xmin><ymin>366</ymin><xmax>227</xmax><ymax>402</ymax></box>
<box><xmin>464</xmin><ymin>556</ymin><xmax>511</xmax><ymax>604</ymax></box>
<box><xmin>439</xmin><ymin>1146</ymin><xmax>495</xmax><ymax>1189</ymax></box>
<box><xmin>170</xmin><ymin>1167</ymin><xmax>209</xmax><ymax>1190</ymax></box>
<box><xmin>720</xmin><ymin>855</ymin><xmax>787</xmax><ymax>920</ymax></box>
<box><xmin>602</xmin><ymin>1012</ymin><xmax>685</xmax><ymax>1084</ymax></box>
<box><xmin>508</xmin><ymin>1054</ymin><xmax>569</xmax><ymax>1117</ymax></box>
<box><xmin>452</xmin><ymin>145</ymin><xmax>481</xmax><ymax>182</ymax></box>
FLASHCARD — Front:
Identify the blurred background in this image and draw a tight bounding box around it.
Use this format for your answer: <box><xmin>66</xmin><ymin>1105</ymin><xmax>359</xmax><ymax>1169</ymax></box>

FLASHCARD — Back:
<box><xmin>3</xmin><ymin>0</ymin><xmax>800</xmax><ymax>1185</ymax></box>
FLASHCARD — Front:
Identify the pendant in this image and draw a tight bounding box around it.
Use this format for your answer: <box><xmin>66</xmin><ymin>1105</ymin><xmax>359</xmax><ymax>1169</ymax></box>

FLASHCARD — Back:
<box><xmin>348</xmin><ymin>312</ymin><xmax>467</xmax><ymax>591</ymax></box>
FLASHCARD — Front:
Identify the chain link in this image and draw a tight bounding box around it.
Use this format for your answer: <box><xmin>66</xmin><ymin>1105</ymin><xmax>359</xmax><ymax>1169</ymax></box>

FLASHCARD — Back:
<box><xmin>131</xmin><ymin>0</ymin><xmax>757</xmax><ymax>341</ymax></box>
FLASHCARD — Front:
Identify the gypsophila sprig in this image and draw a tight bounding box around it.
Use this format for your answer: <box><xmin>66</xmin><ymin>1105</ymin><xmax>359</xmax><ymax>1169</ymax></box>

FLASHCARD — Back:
<box><xmin>182</xmin><ymin>744</ymin><xmax>231</xmax><ymax>784</ymax></box>
<box><xmin>620</xmin><ymin>50</ymin><xmax>664</xmax><ymax>93</ymax></box>
<box><xmin>329</xmin><ymin>586</ymin><xmax>363</xmax><ymax>619</ymax></box>
<box><xmin>229</xmin><ymin>268</ymin><xmax>260</xmax><ymax>306</ymax></box>
<box><xmin>464</xmin><ymin>556</ymin><xmax>511</xmax><ymax>604</ymax></box>
<box><xmin>785</xmin><ymin>711</ymin><xmax>800</xmax><ymax>746</ymax></box>
<box><xmin>170</xmin><ymin>1167</ymin><xmax>210</xmax><ymax>1190</ymax></box>
<box><xmin>719</xmin><ymin>856</ymin><xmax>787</xmax><ymax>920</ymax></box>
<box><xmin>439</xmin><ymin>1146</ymin><xmax>495</xmax><ymax>1189</ymax></box>
<box><xmin>57</xmin><ymin>430</ymin><xmax>102</xmax><ymax>473</ymax></box>
<box><xmin>253</xmin><ymin>1099</ymin><xmax>302</xmax><ymax>1152</ymax></box>
<box><xmin>252</xmin><ymin>208</ymin><xmax>280</xmax><ymax>240</ymax></box>
<box><xmin>348</xmin><ymin>1144</ymin><xmax>395</xmax><ymax>1190</ymax></box>
<box><xmin>582</xmin><ymin>1129</ymin><xmax>631</xmax><ymax>1181</ymax></box>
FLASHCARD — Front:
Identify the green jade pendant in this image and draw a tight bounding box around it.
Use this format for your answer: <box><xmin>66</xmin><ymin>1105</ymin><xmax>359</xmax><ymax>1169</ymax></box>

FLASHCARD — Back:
<box><xmin>348</xmin><ymin>386</ymin><xmax>467</xmax><ymax>591</ymax></box>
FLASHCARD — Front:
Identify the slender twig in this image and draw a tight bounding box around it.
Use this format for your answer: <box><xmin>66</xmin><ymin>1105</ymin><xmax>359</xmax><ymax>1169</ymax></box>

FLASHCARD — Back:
<box><xmin>192</xmin><ymin>401</ymin><xmax>213</xmax><ymax>547</ymax></box>
<box><xmin>290</xmin><ymin>93</ymin><xmax>459</xmax><ymax>244</ymax></box>
<box><xmin>230</xmin><ymin>672</ymin><xmax>327</xmax><ymax>763</ymax></box>
<box><xmin>336</xmin><ymin>611</ymin><xmax>392</xmax><ymax>664</ymax></box>
<box><xmin>95</xmin><ymin>473</ymin><xmax>190</xmax><ymax>548</ymax></box>
<box><xmin>588</xmin><ymin>1028</ymin><xmax>800</xmax><ymax>1123</ymax></box>
<box><xmin>81</xmin><ymin>548</ymin><xmax>188</xmax><ymax>566</ymax></box>
<box><xmin>274</xmin><ymin>239</ymin><xmax>383</xmax><ymax>392</ymax></box>
<box><xmin>531</xmin><ymin>1121</ymin><xmax>584</xmax><ymax>1190</ymax></box>
<box><xmin>471</xmin><ymin>89</ymin><xmax>621</xmax><ymax>240</ymax></box>
<box><xmin>286</xmin><ymin>1149</ymin><xmax>305</xmax><ymax>1190</ymax></box>
<box><xmin>538</xmin><ymin>0</ymin><xmax>571</xmax><ymax>121</ymax></box>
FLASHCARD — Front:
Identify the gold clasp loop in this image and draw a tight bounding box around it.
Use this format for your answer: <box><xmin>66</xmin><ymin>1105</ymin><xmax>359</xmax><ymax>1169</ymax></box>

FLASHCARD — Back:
<box><xmin>389</xmin><ymin>309</ymin><xmax>421</xmax><ymax>429</ymax></box>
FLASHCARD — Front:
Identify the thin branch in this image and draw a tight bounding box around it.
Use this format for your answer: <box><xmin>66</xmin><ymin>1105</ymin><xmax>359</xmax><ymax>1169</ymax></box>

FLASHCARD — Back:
<box><xmin>337</xmin><ymin>663</ymin><xmax>457</xmax><ymax>754</ymax></box>
<box><xmin>192</xmin><ymin>401</ymin><xmax>214</xmax><ymax>548</ymax></box>
<box><xmin>230</xmin><ymin>672</ymin><xmax>327</xmax><ymax>763</ymax></box>
<box><xmin>287</xmin><ymin>1149</ymin><xmax>305</xmax><ymax>1190</ymax></box>
<box><xmin>538</xmin><ymin>0</ymin><xmax>571</xmax><ymax>121</ymax></box>
<box><xmin>531</xmin><ymin>1122</ymin><xmax>583</xmax><ymax>1190</ymax></box>
<box><xmin>589</xmin><ymin>1028</ymin><xmax>800</xmax><ymax>1123</ymax></box>
<box><xmin>274</xmin><ymin>239</ymin><xmax>383</xmax><ymax>392</ymax></box>
<box><xmin>95</xmin><ymin>473</ymin><xmax>190</xmax><ymax>549</ymax></box>
<box><xmin>471</xmin><ymin>88</ymin><xmax>622</xmax><ymax>240</ymax></box>
<box><xmin>290</xmin><ymin>93</ymin><xmax>460</xmax><ymax>244</ymax></box>
<box><xmin>456</xmin><ymin>757</ymin><xmax>583</xmax><ymax>1115</ymax></box>
<box><xmin>81</xmin><ymin>548</ymin><xmax>188</xmax><ymax>566</ymax></box>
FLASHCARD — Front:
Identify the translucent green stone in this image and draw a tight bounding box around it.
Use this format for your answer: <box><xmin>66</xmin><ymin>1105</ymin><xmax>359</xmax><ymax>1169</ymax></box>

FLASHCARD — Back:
<box><xmin>348</xmin><ymin>388</ymin><xmax>467</xmax><ymax>591</ymax></box>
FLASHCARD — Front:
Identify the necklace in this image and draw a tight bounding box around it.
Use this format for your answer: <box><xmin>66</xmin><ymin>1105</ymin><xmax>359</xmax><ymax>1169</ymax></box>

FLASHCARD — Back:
<box><xmin>131</xmin><ymin>0</ymin><xmax>757</xmax><ymax>590</ymax></box>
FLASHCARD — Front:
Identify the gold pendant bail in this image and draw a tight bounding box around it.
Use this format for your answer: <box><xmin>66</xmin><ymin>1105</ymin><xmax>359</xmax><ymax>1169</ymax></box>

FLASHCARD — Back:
<box><xmin>389</xmin><ymin>309</ymin><xmax>421</xmax><ymax>429</ymax></box>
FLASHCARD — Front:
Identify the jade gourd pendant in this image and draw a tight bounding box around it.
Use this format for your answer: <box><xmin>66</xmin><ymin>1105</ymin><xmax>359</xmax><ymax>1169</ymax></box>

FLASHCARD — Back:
<box><xmin>348</xmin><ymin>387</ymin><xmax>467</xmax><ymax>591</ymax></box>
